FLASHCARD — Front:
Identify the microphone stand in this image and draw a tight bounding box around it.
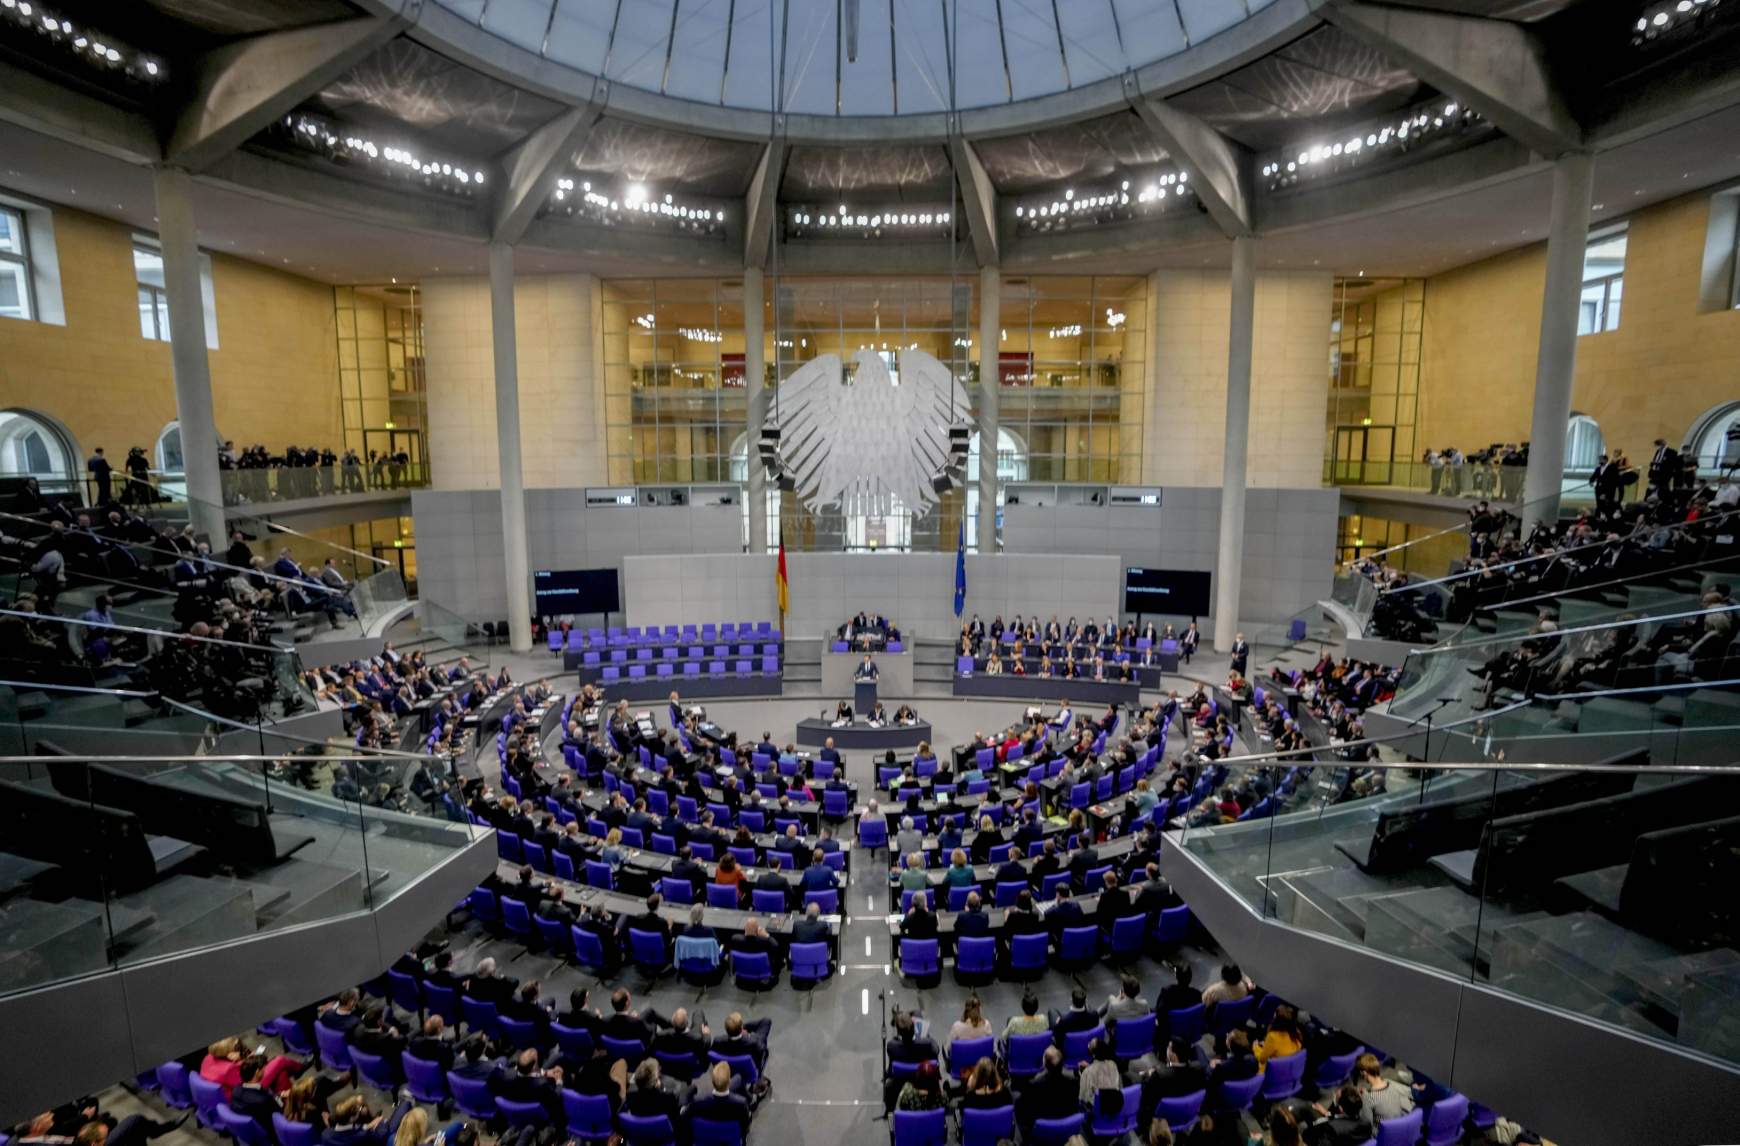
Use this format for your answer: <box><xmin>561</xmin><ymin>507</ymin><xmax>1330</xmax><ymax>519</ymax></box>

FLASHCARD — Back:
<box><xmin>874</xmin><ymin>989</ymin><xmax>891</xmax><ymax>1121</ymax></box>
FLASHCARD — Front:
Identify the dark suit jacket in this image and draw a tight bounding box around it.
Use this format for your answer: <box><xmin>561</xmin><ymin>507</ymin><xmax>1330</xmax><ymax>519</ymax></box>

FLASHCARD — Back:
<box><xmin>687</xmin><ymin>1091</ymin><xmax>751</xmax><ymax>1133</ymax></box>
<box><xmin>228</xmin><ymin>1085</ymin><xmax>279</xmax><ymax>1132</ymax></box>
<box><xmin>901</xmin><ymin>910</ymin><xmax>939</xmax><ymax>940</ymax></box>
<box><xmin>791</xmin><ymin>917</ymin><xmax>832</xmax><ymax>945</ymax></box>
<box><xmin>954</xmin><ymin>909</ymin><xmax>992</xmax><ymax>937</ymax></box>
<box><xmin>1016</xmin><ymin>1069</ymin><xmax>1081</xmax><ymax>1126</ymax></box>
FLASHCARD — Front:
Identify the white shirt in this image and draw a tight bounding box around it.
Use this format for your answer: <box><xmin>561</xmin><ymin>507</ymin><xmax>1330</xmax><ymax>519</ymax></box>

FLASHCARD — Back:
<box><xmin>1714</xmin><ymin>484</ymin><xmax>1739</xmax><ymax>509</ymax></box>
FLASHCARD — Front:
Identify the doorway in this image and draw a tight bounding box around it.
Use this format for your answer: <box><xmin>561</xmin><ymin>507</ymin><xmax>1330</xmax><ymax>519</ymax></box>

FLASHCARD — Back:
<box><xmin>1331</xmin><ymin>425</ymin><xmax>1395</xmax><ymax>485</ymax></box>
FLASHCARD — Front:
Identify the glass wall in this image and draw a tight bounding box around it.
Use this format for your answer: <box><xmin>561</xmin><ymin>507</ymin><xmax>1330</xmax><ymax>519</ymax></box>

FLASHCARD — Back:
<box><xmin>998</xmin><ymin>276</ymin><xmax>1147</xmax><ymax>484</ymax></box>
<box><xmin>603</xmin><ymin>275</ymin><xmax>1147</xmax><ymax>551</ymax></box>
<box><xmin>335</xmin><ymin>285</ymin><xmax>428</xmax><ymax>484</ymax></box>
<box><xmin>600</xmin><ymin>279</ymin><xmax>749</xmax><ymax>486</ymax></box>
<box><xmin>1326</xmin><ymin>277</ymin><xmax>1423</xmax><ymax>486</ymax></box>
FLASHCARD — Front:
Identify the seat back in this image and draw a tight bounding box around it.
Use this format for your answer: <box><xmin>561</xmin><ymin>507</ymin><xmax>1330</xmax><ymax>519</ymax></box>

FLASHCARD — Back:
<box><xmin>601</xmin><ymin>1034</ymin><xmax>649</xmax><ymax>1063</ymax></box>
<box><xmin>460</xmin><ymin>996</ymin><xmax>499</xmax><ymax>1038</ymax></box>
<box><xmin>627</xmin><ymin>928</ymin><xmax>668</xmax><ymax>969</ymax></box>
<box><xmin>1210</xmin><ymin>994</ymin><xmax>1253</xmax><ymax>1035</ymax></box>
<box><xmin>1004</xmin><ymin>1032</ymin><xmax>1051</xmax><ymax>1078</ymax></box>
<box><xmin>314</xmin><ymin>1022</ymin><xmax>353</xmax><ymax>1069</ymax></box>
<box><xmin>731</xmin><ymin>950</ymin><xmax>773</xmax><ymax>983</ymax></box>
<box><xmin>790</xmin><ymin>941</ymin><xmax>832</xmax><ymax>981</ymax></box>
<box><xmin>899</xmin><ymin>938</ymin><xmax>939</xmax><ymax>976</ymax></box>
<box><xmin>947</xmin><ymin>1035</ymin><xmax>995</xmax><ymax>1077</ymax></box>
<box><xmin>560</xmin><ymin>1090</ymin><xmax>614</xmax><ymax>1140</ymax></box>
<box><xmin>891</xmin><ymin>1108</ymin><xmax>947</xmax><ymax>1146</ymax></box>
<box><xmin>1261</xmin><ymin>1049</ymin><xmax>1308</xmax><ymax>1100</ymax></box>
<box><xmin>1031</xmin><ymin>1114</ymin><xmax>1085</xmax><ymax>1145</ymax></box>
<box><xmin>496</xmin><ymin>1098</ymin><xmax>546</xmax><ymax>1128</ymax></box>
<box><xmin>215</xmin><ymin>1105</ymin><xmax>267</xmax><ymax>1146</ymax></box>
<box><xmin>272</xmin><ymin>1116</ymin><xmax>318</xmax><ymax>1146</ymax></box>
<box><xmin>1111</xmin><ymin>1012</ymin><xmax>1156</xmax><ymax>1060</ymax></box>
<box><xmin>1424</xmin><ymin>1093</ymin><xmax>1469</xmax><ymax>1145</ymax></box>
<box><xmin>1156</xmin><ymin>1090</ymin><xmax>1206</xmax><ymax>1132</ymax></box>
<box><xmin>350</xmin><ymin>1047</ymin><xmax>399</xmax><ymax>1090</ymax></box>
<box><xmin>1215</xmin><ymin>1072</ymin><xmax>1263</xmax><ymax>1112</ymax></box>
<box><xmin>688</xmin><ymin>1117</ymin><xmax>744</xmax><ymax>1146</ymax></box>
<box><xmin>1090</xmin><ymin>1084</ymin><xmax>1142</xmax><ymax>1137</ymax></box>
<box><xmin>955</xmin><ymin>935</ymin><xmax>996</xmax><ymax>974</ymax></box>
<box><xmin>751</xmin><ymin>888</ymin><xmax>788</xmax><ymax>913</ymax></box>
<box><xmin>1167</xmin><ymin>1004</ymin><xmax>1205</xmax><ymax>1045</ymax></box>
<box><xmin>707</xmin><ymin>883</ymin><xmax>740</xmax><ymax>909</ymax></box>
<box><xmin>156</xmin><ymin>1061</ymin><xmax>194</xmax><ymax>1108</ymax></box>
<box><xmin>618</xmin><ymin>1114</ymin><xmax>676</xmax><ymax>1145</ymax></box>
<box><xmin>709</xmin><ymin>1050</ymin><xmax>760</xmax><ymax>1086</ymax></box>
<box><xmin>1060</xmin><ymin>1024</ymin><xmax>1104</xmax><ymax>1065</ymax></box>
<box><xmin>188</xmin><ymin>1075</ymin><xmax>225</xmax><ymax>1127</ymax></box>
<box><xmin>1374</xmin><ymin>1108</ymin><xmax>1424</xmax><ymax>1146</ymax></box>
<box><xmin>1009</xmin><ymin>933</ymin><xmax>1049</xmax><ymax>969</ymax></box>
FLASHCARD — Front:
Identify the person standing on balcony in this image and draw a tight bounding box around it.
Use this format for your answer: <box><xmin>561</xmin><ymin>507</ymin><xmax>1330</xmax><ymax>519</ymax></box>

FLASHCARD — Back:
<box><xmin>85</xmin><ymin>448</ymin><xmax>113</xmax><ymax>504</ymax></box>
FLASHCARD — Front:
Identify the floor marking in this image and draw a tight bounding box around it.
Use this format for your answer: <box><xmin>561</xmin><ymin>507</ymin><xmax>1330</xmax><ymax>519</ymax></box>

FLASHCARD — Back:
<box><xmin>861</xmin><ymin>987</ymin><xmax>870</xmax><ymax>1015</ymax></box>
<box><xmin>864</xmin><ymin>935</ymin><xmax>872</xmax><ymax>957</ymax></box>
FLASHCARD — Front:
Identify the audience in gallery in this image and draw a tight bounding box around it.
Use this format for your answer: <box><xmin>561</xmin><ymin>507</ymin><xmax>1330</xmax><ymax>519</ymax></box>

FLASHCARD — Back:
<box><xmin>1419</xmin><ymin>442</ymin><xmax>1530</xmax><ymax>501</ymax></box>
<box><xmin>957</xmin><ymin>611</ymin><xmax>1190</xmax><ymax>678</ymax></box>
<box><xmin>834</xmin><ymin>610</ymin><xmax>903</xmax><ymax>649</ymax></box>
<box><xmin>1355</xmin><ymin>470</ymin><xmax>1739</xmax><ymax>644</ymax></box>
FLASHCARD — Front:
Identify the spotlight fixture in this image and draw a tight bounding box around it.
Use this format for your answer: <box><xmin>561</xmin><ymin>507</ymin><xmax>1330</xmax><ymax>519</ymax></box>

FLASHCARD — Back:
<box><xmin>785</xmin><ymin>203</ymin><xmax>953</xmax><ymax>239</ymax></box>
<box><xmin>1260</xmin><ymin>100</ymin><xmax>1486</xmax><ymax>191</ymax></box>
<box><xmin>0</xmin><ymin>1</ymin><xmax>164</xmax><ymax>82</ymax></box>
<box><xmin>276</xmin><ymin>114</ymin><xmax>484</xmax><ymax>199</ymax></box>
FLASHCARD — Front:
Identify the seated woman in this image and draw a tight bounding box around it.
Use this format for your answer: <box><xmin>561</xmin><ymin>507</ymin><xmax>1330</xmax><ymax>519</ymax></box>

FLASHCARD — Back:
<box><xmin>834</xmin><ymin>699</ymin><xmax>854</xmax><ymax>723</ymax></box>
<box><xmin>986</xmin><ymin>652</ymin><xmax>1004</xmax><ymax>675</ymax></box>
<box><xmin>868</xmin><ymin>700</ymin><xmax>889</xmax><ymax>727</ymax></box>
<box><xmin>1037</xmin><ymin>656</ymin><xmax>1055</xmax><ymax>678</ymax></box>
<box><xmin>894</xmin><ymin>702</ymin><xmax>918</xmax><ymax>725</ymax></box>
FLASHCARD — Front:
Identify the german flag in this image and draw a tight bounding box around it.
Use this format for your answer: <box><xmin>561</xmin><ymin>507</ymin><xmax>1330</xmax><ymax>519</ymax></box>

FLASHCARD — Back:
<box><xmin>776</xmin><ymin>527</ymin><xmax>789</xmax><ymax>627</ymax></box>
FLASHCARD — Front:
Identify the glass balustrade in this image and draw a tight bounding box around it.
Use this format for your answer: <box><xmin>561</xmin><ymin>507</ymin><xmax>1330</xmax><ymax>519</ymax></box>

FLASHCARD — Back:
<box><xmin>1177</xmin><ymin>741</ymin><xmax>1740</xmax><ymax>1070</ymax></box>
<box><xmin>0</xmin><ymin>745</ymin><xmax>476</xmax><ymax>999</ymax></box>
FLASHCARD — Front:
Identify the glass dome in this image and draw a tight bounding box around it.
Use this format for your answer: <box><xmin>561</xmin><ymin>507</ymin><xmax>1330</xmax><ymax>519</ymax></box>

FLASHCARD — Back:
<box><xmin>430</xmin><ymin>0</ymin><xmax>1279</xmax><ymax>119</ymax></box>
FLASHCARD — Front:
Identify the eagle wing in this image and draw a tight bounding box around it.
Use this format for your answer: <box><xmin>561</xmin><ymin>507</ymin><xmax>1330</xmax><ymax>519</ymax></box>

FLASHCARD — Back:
<box><xmin>774</xmin><ymin>354</ymin><xmax>844</xmax><ymax>510</ymax></box>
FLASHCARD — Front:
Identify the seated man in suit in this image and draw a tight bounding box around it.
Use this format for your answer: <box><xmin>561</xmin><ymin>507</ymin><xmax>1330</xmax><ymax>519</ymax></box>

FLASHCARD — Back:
<box><xmin>752</xmin><ymin>854</ymin><xmax>792</xmax><ymax>909</ymax></box>
<box><xmin>650</xmin><ymin>1006</ymin><xmax>711</xmax><ymax>1068</ymax></box>
<box><xmin>954</xmin><ymin>891</ymin><xmax>993</xmax><ymax>944</ymax></box>
<box><xmin>600</xmin><ymin>988</ymin><xmax>674</xmax><ymax>1047</ymax></box>
<box><xmin>1015</xmin><ymin>1046</ymin><xmax>1081</xmax><ymax>1132</ymax></box>
<box><xmin>1096</xmin><ymin>871</ymin><xmax>1134</xmax><ymax>928</ymax></box>
<box><xmin>225</xmin><ymin>1056</ymin><xmax>282</xmax><ymax>1137</ymax></box>
<box><xmin>1137</xmin><ymin>1037</ymin><xmax>1211</xmax><ymax>1129</ymax></box>
<box><xmin>687</xmin><ymin>1062</ymin><xmax>754</xmax><ymax>1134</ymax></box>
<box><xmin>490</xmin><ymin>1048</ymin><xmax>565</xmax><ymax>1126</ymax></box>
<box><xmin>710</xmin><ymin>1010</ymin><xmax>774</xmax><ymax>1075</ymax></box>
<box><xmin>993</xmin><ymin>844</ymin><xmax>1028</xmax><ymax>889</ymax></box>
<box><xmin>799</xmin><ymin>849</ymin><xmax>838</xmax><ymax>895</ymax></box>
<box><xmin>1050</xmin><ymin>986</ymin><xmax>1101</xmax><ymax>1045</ymax></box>
<box><xmin>1045</xmin><ymin>886</ymin><xmax>1085</xmax><ymax>940</ymax></box>
<box><xmin>617</xmin><ymin>893</ymin><xmax>673</xmax><ymax>947</ymax></box>
<box><xmin>406</xmin><ymin>1015</ymin><xmax>457</xmax><ymax>1072</ymax></box>
<box><xmin>819</xmin><ymin>737</ymin><xmax>842</xmax><ymax>764</ymax></box>
<box><xmin>1001</xmin><ymin>889</ymin><xmax>1047</xmax><ymax>944</ymax></box>
<box><xmin>790</xmin><ymin>901</ymin><xmax>832</xmax><ymax>945</ymax></box>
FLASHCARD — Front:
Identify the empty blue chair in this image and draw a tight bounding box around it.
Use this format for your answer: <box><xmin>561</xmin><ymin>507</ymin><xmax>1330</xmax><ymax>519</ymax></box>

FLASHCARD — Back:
<box><xmin>617</xmin><ymin>1113</ymin><xmax>676</xmax><ymax>1145</ymax></box>
<box><xmin>1252</xmin><ymin>1045</ymin><xmax>1305</xmax><ymax>1101</ymax></box>
<box><xmin>402</xmin><ymin>1053</ymin><xmax>448</xmax><ymax>1103</ymax></box>
<box><xmin>994</xmin><ymin>880</ymin><xmax>1026</xmax><ymax>907</ymax></box>
<box><xmin>1039</xmin><ymin>871</ymin><xmax>1069</xmax><ymax>900</ymax></box>
<box><xmin>731</xmin><ymin>949</ymin><xmax>776</xmax><ymax>990</ymax></box>
<box><xmin>1423</xmin><ymin>1093</ymin><xmax>1469</xmax><ymax>1146</ymax></box>
<box><xmin>1153</xmin><ymin>904</ymin><xmax>1192</xmax><ymax>949</ymax></box>
<box><xmin>1168</xmin><ymin>1004</ymin><xmax>1205</xmax><ymax>1045</ymax></box>
<box><xmin>859</xmin><ymin>817</ymin><xmax>888</xmax><ymax>850</ymax></box>
<box><xmin>1009</xmin><ymin>933</ymin><xmax>1049</xmax><ymax>980</ymax></box>
<box><xmin>653</xmin><ymin>1047</ymin><xmax>701</xmax><ymax>1082</ymax></box>
<box><xmin>496</xmin><ymin>1098</ymin><xmax>546</xmax><ymax>1129</ymax></box>
<box><xmin>955</xmin><ymin>935</ymin><xmax>997</xmax><ymax>981</ymax></box>
<box><xmin>571</xmin><ymin>926</ymin><xmax>609</xmax><ymax>973</ymax></box>
<box><xmin>585</xmin><ymin>860</ymin><xmax>615</xmax><ymax>889</ymax></box>
<box><xmin>385</xmin><ymin>968</ymin><xmax>421</xmax><ymax>1015</ymax></box>
<box><xmin>562</xmin><ymin>1090</ymin><xmax>613</xmax><ymax>1143</ymax></box>
<box><xmin>1058</xmin><ymin>925</ymin><xmax>1099</xmax><ymax>970</ymax></box>
<box><xmin>1106</xmin><ymin>914</ymin><xmax>1147</xmax><ymax>963</ymax></box>
<box><xmin>899</xmin><ymin>937</ymin><xmax>940</xmax><ymax>981</ymax></box>
<box><xmin>273</xmin><ymin>1116</ymin><xmax>318</xmax><ymax>1146</ymax></box>
<box><xmin>659</xmin><ymin>877</ymin><xmax>694</xmax><ymax>904</ymax></box>
<box><xmin>1214</xmin><ymin>1072</ymin><xmax>1263</xmax><ymax>1114</ymax></box>
<box><xmin>1156</xmin><ymin>1090</ymin><xmax>1206</xmax><ymax>1133</ymax></box>
<box><xmin>1030</xmin><ymin>1114</ymin><xmax>1085</xmax><ymax>1145</ymax></box>
<box><xmin>891</xmin><ymin>1109</ymin><xmax>946</xmax><ymax>1146</ymax></box>
<box><xmin>215</xmin><ymin>1104</ymin><xmax>270</xmax><ymax>1146</ymax></box>
<box><xmin>628</xmin><ymin>928</ymin><xmax>669</xmax><ymax>974</ymax></box>
<box><xmin>350</xmin><ymin>1048</ymin><xmax>400</xmax><ymax>1092</ymax></box>
<box><xmin>461</xmin><ymin>996</ymin><xmax>499</xmax><ymax>1038</ymax></box>
<box><xmin>314</xmin><ymin>1022</ymin><xmax>353</xmax><ymax>1071</ymax></box>
<box><xmin>1061</xmin><ymin>1024</ymin><xmax>1104</xmax><ymax>1066</ymax></box>
<box><xmin>804</xmin><ymin>888</ymin><xmax>839</xmax><ymax>913</ymax></box>
<box><xmin>536</xmin><ymin>913</ymin><xmax>571</xmax><ymax>956</ymax></box>
<box><xmin>501</xmin><ymin>896</ymin><xmax>535</xmax><ymax>943</ymax></box>
<box><xmin>960</xmin><ymin>1105</ymin><xmax>1013</xmax><ymax>1146</ymax></box>
<box><xmin>156</xmin><ymin>1062</ymin><xmax>194</xmax><ymax>1109</ymax></box>
<box><xmin>790</xmin><ymin>941</ymin><xmax>832</xmax><ymax>984</ymax></box>
<box><xmin>1375</xmin><ymin>1109</ymin><xmax>1424</xmax><ymax>1146</ymax></box>
<box><xmin>1313</xmin><ymin>1048</ymin><xmax>1361</xmax><ymax>1089</ymax></box>
<box><xmin>1111</xmin><ymin>1012</ymin><xmax>1156</xmax><ymax>1061</ymax></box>
<box><xmin>751</xmin><ymin>888</ymin><xmax>788</xmax><ymax>914</ymax></box>
<box><xmin>188</xmin><ymin>1075</ymin><xmax>225</xmax><ymax>1130</ymax></box>
<box><xmin>706</xmin><ymin>883</ymin><xmax>740</xmax><ymax>909</ymax></box>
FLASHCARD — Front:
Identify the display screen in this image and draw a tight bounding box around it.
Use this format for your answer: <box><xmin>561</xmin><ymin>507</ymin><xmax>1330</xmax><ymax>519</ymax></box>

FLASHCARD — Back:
<box><xmin>1123</xmin><ymin>567</ymin><xmax>1211</xmax><ymax>617</ymax></box>
<box><xmin>533</xmin><ymin>568</ymin><xmax>621</xmax><ymax>616</ymax></box>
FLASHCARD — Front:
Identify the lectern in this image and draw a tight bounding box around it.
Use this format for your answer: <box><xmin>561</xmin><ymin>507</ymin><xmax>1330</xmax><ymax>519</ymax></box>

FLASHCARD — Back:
<box><xmin>854</xmin><ymin>679</ymin><xmax>878</xmax><ymax>718</ymax></box>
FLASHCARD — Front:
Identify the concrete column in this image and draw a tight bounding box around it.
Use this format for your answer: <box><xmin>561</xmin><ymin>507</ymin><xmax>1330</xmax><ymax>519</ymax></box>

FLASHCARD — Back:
<box><xmin>1213</xmin><ymin>235</ymin><xmax>1256</xmax><ymax>654</ymax></box>
<box><xmin>488</xmin><ymin>242</ymin><xmax>533</xmax><ymax>652</ymax></box>
<box><xmin>150</xmin><ymin>166</ymin><xmax>225</xmax><ymax>545</ymax></box>
<box><xmin>744</xmin><ymin>266</ymin><xmax>768</xmax><ymax>553</ymax></box>
<box><xmin>1521</xmin><ymin>152</ymin><xmax>1595</xmax><ymax>533</ymax></box>
<box><xmin>977</xmin><ymin>265</ymin><xmax>1001</xmax><ymax>553</ymax></box>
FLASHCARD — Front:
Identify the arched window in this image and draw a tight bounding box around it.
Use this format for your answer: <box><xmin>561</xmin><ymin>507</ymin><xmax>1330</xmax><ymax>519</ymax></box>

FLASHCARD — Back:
<box><xmin>156</xmin><ymin>421</ymin><xmax>183</xmax><ymax>472</ymax></box>
<box><xmin>0</xmin><ymin>408</ymin><xmax>78</xmax><ymax>485</ymax></box>
<box><xmin>1565</xmin><ymin>413</ymin><xmax>1605</xmax><ymax>470</ymax></box>
<box><xmin>1686</xmin><ymin>402</ymin><xmax>1740</xmax><ymax>473</ymax></box>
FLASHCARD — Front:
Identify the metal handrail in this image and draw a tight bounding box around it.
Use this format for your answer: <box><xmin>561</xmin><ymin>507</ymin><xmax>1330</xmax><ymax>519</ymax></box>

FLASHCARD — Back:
<box><xmin>1401</xmin><ymin>601</ymin><xmax>1740</xmax><ymax>657</ymax></box>
<box><xmin>0</xmin><ymin>679</ymin><xmax>458</xmax><ymax>763</ymax></box>
<box><xmin>0</xmin><ymin>608</ymin><xmax>302</xmax><ymax>652</ymax></box>
<box><xmin>1374</xmin><ymin>504</ymin><xmax>1740</xmax><ymax>598</ymax></box>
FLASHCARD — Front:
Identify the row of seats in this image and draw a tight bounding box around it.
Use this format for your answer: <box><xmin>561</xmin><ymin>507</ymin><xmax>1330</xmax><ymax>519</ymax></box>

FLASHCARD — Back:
<box><xmin>595</xmin><ymin>659</ymin><xmax>779</xmax><ymax>681</ymax></box>
<box><xmin>580</xmin><ymin>643</ymin><xmax>781</xmax><ymax>662</ymax></box>
<box><xmin>551</xmin><ymin>622</ymin><xmax>781</xmax><ymax>650</ymax></box>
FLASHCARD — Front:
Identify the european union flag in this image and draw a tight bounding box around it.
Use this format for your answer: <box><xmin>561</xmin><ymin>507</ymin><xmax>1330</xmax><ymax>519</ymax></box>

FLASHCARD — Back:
<box><xmin>954</xmin><ymin>520</ymin><xmax>967</xmax><ymax>618</ymax></box>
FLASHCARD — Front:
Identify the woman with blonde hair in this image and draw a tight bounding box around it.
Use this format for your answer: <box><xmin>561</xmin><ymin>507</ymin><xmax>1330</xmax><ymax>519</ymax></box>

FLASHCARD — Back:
<box><xmin>602</xmin><ymin>827</ymin><xmax>626</xmax><ymax>870</ymax></box>
<box><xmin>391</xmin><ymin>1108</ymin><xmax>427</xmax><ymax>1146</ymax></box>
<box><xmin>948</xmin><ymin>995</ymin><xmax>993</xmax><ymax>1045</ymax></box>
